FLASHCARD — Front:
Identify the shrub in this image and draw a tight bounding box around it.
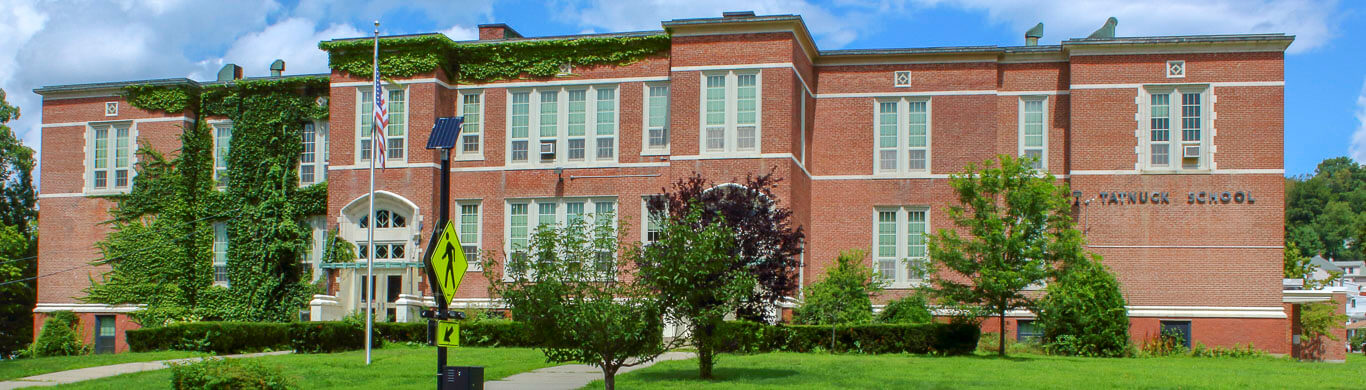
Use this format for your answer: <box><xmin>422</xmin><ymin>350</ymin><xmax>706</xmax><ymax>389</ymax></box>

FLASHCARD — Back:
<box><xmin>1035</xmin><ymin>259</ymin><xmax>1130</xmax><ymax>357</ymax></box>
<box><xmin>1138</xmin><ymin>328</ymin><xmax>1189</xmax><ymax>357</ymax></box>
<box><xmin>1349</xmin><ymin>332</ymin><xmax>1366</xmax><ymax>352</ymax></box>
<box><xmin>714</xmin><ymin>320</ymin><xmax>978</xmax><ymax>355</ymax></box>
<box><xmin>170</xmin><ymin>358</ymin><xmax>296</xmax><ymax>389</ymax></box>
<box><xmin>1190</xmin><ymin>342</ymin><xmax>1266</xmax><ymax>358</ymax></box>
<box><xmin>30</xmin><ymin>311</ymin><xmax>88</xmax><ymax>357</ymax></box>
<box><xmin>287</xmin><ymin>322</ymin><xmax>377</xmax><ymax>354</ymax></box>
<box><xmin>127</xmin><ymin>322</ymin><xmax>290</xmax><ymax>354</ymax></box>
<box><xmin>373</xmin><ymin>319</ymin><xmax>537</xmax><ymax>347</ymax></box>
<box><xmin>793</xmin><ymin>250</ymin><xmax>882</xmax><ymax>325</ymax></box>
<box><xmin>976</xmin><ymin>332</ymin><xmax>1046</xmax><ymax>355</ymax></box>
<box><xmin>877</xmin><ymin>294</ymin><xmax>933</xmax><ymax>324</ymax></box>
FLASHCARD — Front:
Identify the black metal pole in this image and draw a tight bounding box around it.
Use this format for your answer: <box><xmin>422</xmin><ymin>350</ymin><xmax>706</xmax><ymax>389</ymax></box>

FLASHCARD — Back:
<box><xmin>437</xmin><ymin>148</ymin><xmax>450</xmax><ymax>388</ymax></box>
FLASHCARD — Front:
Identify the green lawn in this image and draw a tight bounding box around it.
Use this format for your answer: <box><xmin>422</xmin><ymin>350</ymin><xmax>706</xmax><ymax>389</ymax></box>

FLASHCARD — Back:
<box><xmin>51</xmin><ymin>345</ymin><xmax>554</xmax><ymax>389</ymax></box>
<box><xmin>586</xmin><ymin>352</ymin><xmax>1366</xmax><ymax>389</ymax></box>
<box><xmin>0</xmin><ymin>350</ymin><xmax>204</xmax><ymax>381</ymax></box>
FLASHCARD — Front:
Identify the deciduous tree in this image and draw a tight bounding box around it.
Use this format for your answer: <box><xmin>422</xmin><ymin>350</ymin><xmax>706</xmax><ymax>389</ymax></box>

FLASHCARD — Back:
<box><xmin>0</xmin><ymin>89</ymin><xmax>36</xmax><ymax>357</ymax></box>
<box><xmin>923</xmin><ymin>155</ymin><xmax>1091</xmax><ymax>356</ymax></box>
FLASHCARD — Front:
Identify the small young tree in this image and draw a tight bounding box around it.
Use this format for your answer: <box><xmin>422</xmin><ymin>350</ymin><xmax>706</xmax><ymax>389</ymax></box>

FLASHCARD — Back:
<box><xmin>1035</xmin><ymin>257</ymin><xmax>1130</xmax><ymax>357</ymax></box>
<box><xmin>484</xmin><ymin>213</ymin><xmax>671</xmax><ymax>390</ymax></box>
<box><xmin>877</xmin><ymin>293</ymin><xmax>934</xmax><ymax>324</ymax></box>
<box><xmin>923</xmin><ymin>155</ymin><xmax>1089</xmax><ymax>356</ymax></box>
<box><xmin>635</xmin><ymin>205</ymin><xmax>751</xmax><ymax>379</ymax></box>
<box><xmin>794</xmin><ymin>249</ymin><xmax>882</xmax><ymax>325</ymax></box>
<box><xmin>649</xmin><ymin>170</ymin><xmax>804</xmax><ymax>321</ymax></box>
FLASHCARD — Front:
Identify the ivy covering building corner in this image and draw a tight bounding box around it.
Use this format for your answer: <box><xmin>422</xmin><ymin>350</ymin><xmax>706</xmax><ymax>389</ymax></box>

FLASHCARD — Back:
<box><xmin>86</xmin><ymin>77</ymin><xmax>329</xmax><ymax>325</ymax></box>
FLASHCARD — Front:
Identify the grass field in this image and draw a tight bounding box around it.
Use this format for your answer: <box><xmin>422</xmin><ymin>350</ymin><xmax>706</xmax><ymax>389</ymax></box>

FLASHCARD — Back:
<box><xmin>49</xmin><ymin>344</ymin><xmax>554</xmax><ymax>389</ymax></box>
<box><xmin>0</xmin><ymin>350</ymin><xmax>204</xmax><ymax>381</ymax></box>
<box><xmin>585</xmin><ymin>352</ymin><xmax>1366</xmax><ymax>389</ymax></box>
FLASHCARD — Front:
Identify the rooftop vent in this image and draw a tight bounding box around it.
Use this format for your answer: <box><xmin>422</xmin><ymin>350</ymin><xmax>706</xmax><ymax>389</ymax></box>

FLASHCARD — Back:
<box><xmin>1087</xmin><ymin>17</ymin><xmax>1118</xmax><ymax>39</ymax></box>
<box><xmin>217</xmin><ymin>64</ymin><xmax>242</xmax><ymax>82</ymax></box>
<box><xmin>269</xmin><ymin>59</ymin><xmax>285</xmax><ymax>77</ymax></box>
<box><xmin>723</xmin><ymin>11</ymin><xmax>756</xmax><ymax>18</ymax></box>
<box><xmin>1024</xmin><ymin>23</ymin><xmax>1044</xmax><ymax>46</ymax></box>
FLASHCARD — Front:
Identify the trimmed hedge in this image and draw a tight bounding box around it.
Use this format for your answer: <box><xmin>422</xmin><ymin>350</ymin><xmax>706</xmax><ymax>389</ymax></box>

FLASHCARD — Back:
<box><xmin>374</xmin><ymin>320</ymin><xmax>538</xmax><ymax>347</ymax></box>
<box><xmin>715</xmin><ymin>321</ymin><xmax>980</xmax><ymax>355</ymax></box>
<box><xmin>130</xmin><ymin>319</ymin><xmax>539</xmax><ymax>354</ymax></box>
<box><xmin>127</xmin><ymin>322</ymin><xmax>290</xmax><ymax>354</ymax></box>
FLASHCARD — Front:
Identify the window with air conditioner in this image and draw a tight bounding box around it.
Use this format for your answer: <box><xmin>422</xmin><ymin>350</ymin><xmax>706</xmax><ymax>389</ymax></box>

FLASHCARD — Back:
<box><xmin>1143</xmin><ymin>86</ymin><xmax>1210</xmax><ymax>171</ymax></box>
<box><xmin>507</xmin><ymin>85</ymin><xmax>617</xmax><ymax>166</ymax></box>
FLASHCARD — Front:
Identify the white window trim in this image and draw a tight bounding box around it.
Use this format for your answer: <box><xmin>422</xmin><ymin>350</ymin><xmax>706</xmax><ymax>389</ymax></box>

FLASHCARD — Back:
<box><xmin>504</xmin><ymin>197</ymin><xmax>618</xmax><ymax>281</ymax></box>
<box><xmin>212</xmin><ymin>222</ymin><xmax>229</xmax><ymax>287</ymax></box>
<box><xmin>641</xmin><ymin>82</ymin><xmax>671</xmax><ymax>156</ymax></box>
<box><xmin>504</xmin><ymin>85</ymin><xmax>620</xmax><ymax>167</ymax></box>
<box><xmin>871</xmin><ymin>97</ymin><xmax>933</xmax><ymax>176</ymax></box>
<box><xmin>1017</xmin><ymin>96</ymin><xmax>1049</xmax><ymax>171</ymax></box>
<box><xmin>456</xmin><ymin>200</ymin><xmax>483</xmax><ymax>272</ymax></box>
<box><xmin>1139</xmin><ymin>85</ymin><xmax>1212</xmax><ymax>173</ymax></box>
<box><xmin>211</xmin><ymin>121</ymin><xmax>233</xmax><ymax>190</ymax></box>
<box><xmin>698</xmin><ymin>70</ymin><xmax>762</xmax><ymax>156</ymax></box>
<box><xmin>873</xmin><ymin>206</ymin><xmax>929</xmax><ymax>289</ymax></box>
<box><xmin>641</xmin><ymin>195</ymin><xmax>666</xmax><ymax>244</ymax></box>
<box><xmin>456</xmin><ymin>91</ymin><xmax>485</xmax><ymax>161</ymax></box>
<box><xmin>354</xmin><ymin>86</ymin><xmax>410</xmax><ymax>165</ymax></box>
<box><xmin>84</xmin><ymin>121</ymin><xmax>137</xmax><ymax>195</ymax></box>
<box><xmin>299</xmin><ymin>120</ymin><xmax>329</xmax><ymax>187</ymax></box>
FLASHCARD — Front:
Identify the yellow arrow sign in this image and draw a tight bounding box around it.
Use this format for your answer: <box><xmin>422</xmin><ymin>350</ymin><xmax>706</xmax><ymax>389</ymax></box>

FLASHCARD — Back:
<box><xmin>427</xmin><ymin>221</ymin><xmax>467</xmax><ymax>307</ymax></box>
<box><xmin>436</xmin><ymin>320</ymin><xmax>459</xmax><ymax>347</ymax></box>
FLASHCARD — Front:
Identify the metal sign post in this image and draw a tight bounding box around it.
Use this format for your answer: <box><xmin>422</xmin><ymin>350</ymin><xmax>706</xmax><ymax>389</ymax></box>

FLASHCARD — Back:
<box><xmin>423</xmin><ymin>117</ymin><xmax>483</xmax><ymax>390</ymax></box>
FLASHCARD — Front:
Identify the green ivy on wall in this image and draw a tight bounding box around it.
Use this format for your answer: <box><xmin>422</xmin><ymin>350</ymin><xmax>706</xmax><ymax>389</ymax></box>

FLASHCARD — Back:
<box><xmin>87</xmin><ymin>77</ymin><xmax>329</xmax><ymax>325</ymax></box>
<box><xmin>318</xmin><ymin>34</ymin><xmax>670</xmax><ymax>82</ymax></box>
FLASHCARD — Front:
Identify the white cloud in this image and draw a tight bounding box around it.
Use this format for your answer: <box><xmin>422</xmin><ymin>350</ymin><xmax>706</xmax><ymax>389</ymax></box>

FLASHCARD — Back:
<box><xmin>442</xmin><ymin>25</ymin><xmax>478</xmax><ymax>41</ymax></box>
<box><xmin>1349</xmin><ymin>81</ymin><xmax>1366</xmax><ymax>162</ymax></box>
<box><xmin>189</xmin><ymin>19</ymin><xmax>364</xmax><ymax>80</ymax></box>
<box><xmin>914</xmin><ymin>0</ymin><xmax>1339</xmax><ymax>53</ymax></box>
<box><xmin>548</xmin><ymin>0</ymin><xmax>875</xmax><ymax>48</ymax></box>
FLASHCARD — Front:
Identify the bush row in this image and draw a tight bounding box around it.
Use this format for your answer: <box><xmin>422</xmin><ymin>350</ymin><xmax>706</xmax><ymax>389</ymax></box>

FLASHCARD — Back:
<box><xmin>715</xmin><ymin>321</ymin><xmax>980</xmax><ymax>355</ymax></box>
<box><xmin>128</xmin><ymin>320</ymin><xmax>535</xmax><ymax>354</ymax></box>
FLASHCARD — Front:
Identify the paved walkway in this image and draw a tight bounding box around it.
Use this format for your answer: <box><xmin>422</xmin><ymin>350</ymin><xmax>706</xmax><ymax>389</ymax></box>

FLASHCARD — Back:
<box><xmin>486</xmin><ymin>351</ymin><xmax>695</xmax><ymax>390</ymax></box>
<box><xmin>0</xmin><ymin>351</ymin><xmax>292</xmax><ymax>389</ymax></box>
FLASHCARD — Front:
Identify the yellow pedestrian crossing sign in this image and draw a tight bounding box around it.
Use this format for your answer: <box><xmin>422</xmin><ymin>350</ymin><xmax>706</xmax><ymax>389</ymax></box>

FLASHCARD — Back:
<box><xmin>436</xmin><ymin>320</ymin><xmax>459</xmax><ymax>347</ymax></box>
<box><xmin>425</xmin><ymin>221</ymin><xmax>467</xmax><ymax>307</ymax></box>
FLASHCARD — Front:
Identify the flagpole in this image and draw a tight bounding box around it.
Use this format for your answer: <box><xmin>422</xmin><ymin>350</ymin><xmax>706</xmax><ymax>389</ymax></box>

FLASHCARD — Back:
<box><xmin>365</xmin><ymin>19</ymin><xmax>378</xmax><ymax>366</ymax></box>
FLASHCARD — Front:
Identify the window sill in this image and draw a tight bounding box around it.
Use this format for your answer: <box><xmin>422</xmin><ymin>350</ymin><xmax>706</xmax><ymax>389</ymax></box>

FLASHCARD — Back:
<box><xmin>883</xmin><ymin>281</ymin><xmax>926</xmax><ymax>290</ymax></box>
<box><xmin>871</xmin><ymin>172</ymin><xmax>934</xmax><ymax>179</ymax></box>
<box><xmin>1139</xmin><ymin>168</ymin><xmax>1213</xmax><ymax>175</ymax></box>
<box><xmin>84</xmin><ymin>188</ymin><xmax>131</xmax><ymax>196</ymax></box>
<box><xmin>640</xmin><ymin>149</ymin><xmax>670</xmax><ymax>157</ymax></box>
<box><xmin>453</xmin><ymin>154</ymin><xmax>485</xmax><ymax>162</ymax></box>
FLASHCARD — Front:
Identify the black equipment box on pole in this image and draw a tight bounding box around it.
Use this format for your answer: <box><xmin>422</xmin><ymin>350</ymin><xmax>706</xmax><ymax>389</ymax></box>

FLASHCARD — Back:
<box><xmin>441</xmin><ymin>366</ymin><xmax>484</xmax><ymax>390</ymax></box>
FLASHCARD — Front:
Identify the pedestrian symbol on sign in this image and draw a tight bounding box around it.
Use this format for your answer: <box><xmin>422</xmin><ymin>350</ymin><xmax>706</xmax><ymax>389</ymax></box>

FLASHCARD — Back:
<box><xmin>436</xmin><ymin>320</ymin><xmax>459</xmax><ymax>347</ymax></box>
<box><xmin>425</xmin><ymin>221</ymin><xmax>467</xmax><ymax>307</ymax></box>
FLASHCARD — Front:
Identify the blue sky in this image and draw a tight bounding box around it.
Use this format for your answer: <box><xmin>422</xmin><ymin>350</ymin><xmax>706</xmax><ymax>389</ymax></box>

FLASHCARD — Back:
<box><xmin>1</xmin><ymin>0</ymin><xmax>1361</xmax><ymax>181</ymax></box>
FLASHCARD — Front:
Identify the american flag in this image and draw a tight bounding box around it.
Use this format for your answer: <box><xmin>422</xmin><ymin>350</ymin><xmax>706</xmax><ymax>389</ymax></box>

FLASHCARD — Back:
<box><xmin>372</xmin><ymin>76</ymin><xmax>387</xmax><ymax>168</ymax></box>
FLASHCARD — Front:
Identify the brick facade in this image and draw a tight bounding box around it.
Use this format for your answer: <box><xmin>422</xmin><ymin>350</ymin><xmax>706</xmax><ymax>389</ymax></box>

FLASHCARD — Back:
<box><xmin>34</xmin><ymin>14</ymin><xmax>1300</xmax><ymax>355</ymax></box>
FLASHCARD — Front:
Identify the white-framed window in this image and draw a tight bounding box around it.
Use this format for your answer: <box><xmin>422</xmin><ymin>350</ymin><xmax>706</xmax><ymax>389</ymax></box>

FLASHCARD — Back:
<box><xmin>642</xmin><ymin>195</ymin><xmax>666</xmax><ymax>244</ymax></box>
<box><xmin>1142</xmin><ymin>86</ymin><xmax>1210</xmax><ymax>171</ymax></box>
<box><xmin>88</xmin><ymin>122</ymin><xmax>134</xmax><ymax>192</ymax></box>
<box><xmin>458</xmin><ymin>92</ymin><xmax>483</xmax><ymax>159</ymax></box>
<box><xmin>1018</xmin><ymin>97</ymin><xmax>1047</xmax><ymax>170</ymax></box>
<box><xmin>506</xmin><ymin>85</ymin><xmax>618</xmax><ymax>166</ymax></box>
<box><xmin>1166</xmin><ymin>60</ymin><xmax>1186</xmax><ymax>78</ymax></box>
<box><xmin>213</xmin><ymin>122</ymin><xmax>231</xmax><ymax>188</ymax></box>
<box><xmin>873</xmin><ymin>98</ymin><xmax>931</xmax><ymax>175</ymax></box>
<box><xmin>643</xmin><ymin>83</ymin><xmax>670</xmax><ymax>154</ymax></box>
<box><xmin>356</xmin><ymin>241</ymin><xmax>407</xmax><ymax>261</ymax></box>
<box><xmin>357</xmin><ymin>87</ymin><xmax>408</xmax><ymax>163</ymax></box>
<box><xmin>505</xmin><ymin>197</ymin><xmax>617</xmax><ymax>279</ymax></box>
<box><xmin>299</xmin><ymin>121</ymin><xmax>328</xmax><ymax>186</ymax></box>
<box><xmin>213</xmin><ymin>222</ymin><xmax>229</xmax><ymax>287</ymax></box>
<box><xmin>358</xmin><ymin>208</ymin><xmax>409</xmax><ymax>230</ymax></box>
<box><xmin>874</xmin><ymin>206</ymin><xmax>928</xmax><ymax>288</ymax></box>
<box><xmin>457</xmin><ymin>201</ymin><xmax>482</xmax><ymax>272</ymax></box>
<box><xmin>700</xmin><ymin>70</ymin><xmax>760</xmax><ymax>154</ymax></box>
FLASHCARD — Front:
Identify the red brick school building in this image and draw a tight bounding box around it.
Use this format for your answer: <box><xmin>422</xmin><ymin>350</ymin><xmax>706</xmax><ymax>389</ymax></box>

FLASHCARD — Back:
<box><xmin>34</xmin><ymin>13</ymin><xmax>1328</xmax><ymax>358</ymax></box>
